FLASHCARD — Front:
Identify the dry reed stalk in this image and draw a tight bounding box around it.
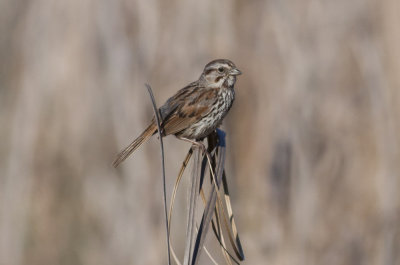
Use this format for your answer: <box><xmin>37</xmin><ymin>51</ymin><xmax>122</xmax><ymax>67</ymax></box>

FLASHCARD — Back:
<box><xmin>168</xmin><ymin>130</ymin><xmax>244</xmax><ymax>265</ymax></box>
<box><xmin>146</xmin><ymin>84</ymin><xmax>171</xmax><ymax>265</ymax></box>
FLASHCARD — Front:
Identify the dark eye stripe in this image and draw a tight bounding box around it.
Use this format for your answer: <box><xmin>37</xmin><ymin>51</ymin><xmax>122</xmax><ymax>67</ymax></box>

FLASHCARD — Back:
<box><xmin>204</xmin><ymin>69</ymin><xmax>214</xmax><ymax>75</ymax></box>
<box><xmin>204</xmin><ymin>63</ymin><xmax>230</xmax><ymax>75</ymax></box>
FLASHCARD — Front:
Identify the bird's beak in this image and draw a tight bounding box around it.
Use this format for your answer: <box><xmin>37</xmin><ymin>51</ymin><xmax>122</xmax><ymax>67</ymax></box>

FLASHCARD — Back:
<box><xmin>230</xmin><ymin>68</ymin><xmax>242</xmax><ymax>76</ymax></box>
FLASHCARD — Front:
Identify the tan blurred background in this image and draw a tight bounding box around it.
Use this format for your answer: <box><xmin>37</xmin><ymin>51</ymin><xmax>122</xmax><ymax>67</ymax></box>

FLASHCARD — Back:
<box><xmin>1</xmin><ymin>0</ymin><xmax>400</xmax><ymax>264</ymax></box>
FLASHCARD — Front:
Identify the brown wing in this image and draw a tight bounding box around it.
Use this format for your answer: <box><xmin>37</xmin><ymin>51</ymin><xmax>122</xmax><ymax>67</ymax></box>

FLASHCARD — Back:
<box><xmin>159</xmin><ymin>83</ymin><xmax>218</xmax><ymax>136</ymax></box>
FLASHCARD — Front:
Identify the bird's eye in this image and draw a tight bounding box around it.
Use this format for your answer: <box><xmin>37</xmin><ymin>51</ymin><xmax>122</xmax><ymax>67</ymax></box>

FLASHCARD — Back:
<box><xmin>217</xmin><ymin>67</ymin><xmax>224</xmax><ymax>73</ymax></box>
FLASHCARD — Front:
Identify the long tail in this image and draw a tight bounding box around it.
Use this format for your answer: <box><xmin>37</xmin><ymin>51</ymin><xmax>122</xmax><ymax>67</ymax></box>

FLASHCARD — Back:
<box><xmin>113</xmin><ymin>122</ymin><xmax>157</xmax><ymax>167</ymax></box>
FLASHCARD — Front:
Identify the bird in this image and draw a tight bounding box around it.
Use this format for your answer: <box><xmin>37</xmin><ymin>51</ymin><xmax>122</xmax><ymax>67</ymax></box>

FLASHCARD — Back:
<box><xmin>113</xmin><ymin>59</ymin><xmax>241</xmax><ymax>167</ymax></box>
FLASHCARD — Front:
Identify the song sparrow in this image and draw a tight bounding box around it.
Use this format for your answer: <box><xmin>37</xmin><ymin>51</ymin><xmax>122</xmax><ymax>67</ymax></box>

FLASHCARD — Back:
<box><xmin>113</xmin><ymin>59</ymin><xmax>241</xmax><ymax>167</ymax></box>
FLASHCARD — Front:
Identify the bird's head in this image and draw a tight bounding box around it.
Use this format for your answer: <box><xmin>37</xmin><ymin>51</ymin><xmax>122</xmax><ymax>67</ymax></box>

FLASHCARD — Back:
<box><xmin>201</xmin><ymin>59</ymin><xmax>241</xmax><ymax>88</ymax></box>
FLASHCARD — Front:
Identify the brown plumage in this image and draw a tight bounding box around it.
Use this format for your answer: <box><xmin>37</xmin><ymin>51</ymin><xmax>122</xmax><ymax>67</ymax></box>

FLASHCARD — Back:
<box><xmin>113</xmin><ymin>59</ymin><xmax>241</xmax><ymax>167</ymax></box>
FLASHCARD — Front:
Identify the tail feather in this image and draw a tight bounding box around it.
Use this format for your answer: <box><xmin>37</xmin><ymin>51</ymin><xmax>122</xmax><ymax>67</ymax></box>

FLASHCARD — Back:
<box><xmin>113</xmin><ymin>122</ymin><xmax>157</xmax><ymax>167</ymax></box>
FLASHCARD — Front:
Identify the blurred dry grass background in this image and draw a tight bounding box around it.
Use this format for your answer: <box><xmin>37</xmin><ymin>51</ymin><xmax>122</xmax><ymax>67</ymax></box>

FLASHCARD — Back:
<box><xmin>0</xmin><ymin>0</ymin><xmax>399</xmax><ymax>264</ymax></box>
